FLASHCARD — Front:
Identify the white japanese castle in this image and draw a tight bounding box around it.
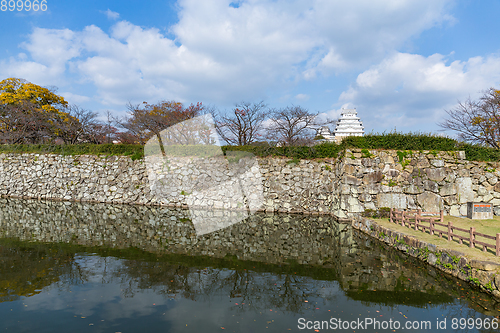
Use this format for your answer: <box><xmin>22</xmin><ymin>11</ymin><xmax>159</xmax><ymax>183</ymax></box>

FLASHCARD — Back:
<box><xmin>315</xmin><ymin>108</ymin><xmax>364</xmax><ymax>143</ymax></box>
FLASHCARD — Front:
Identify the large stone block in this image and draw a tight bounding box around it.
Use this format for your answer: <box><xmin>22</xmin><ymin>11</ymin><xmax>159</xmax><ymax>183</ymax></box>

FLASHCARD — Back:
<box><xmin>416</xmin><ymin>158</ymin><xmax>430</xmax><ymax>168</ymax></box>
<box><xmin>456</xmin><ymin>177</ymin><xmax>474</xmax><ymax>204</ymax></box>
<box><xmin>417</xmin><ymin>191</ymin><xmax>443</xmax><ymax>212</ymax></box>
<box><xmin>358</xmin><ymin>193</ymin><xmax>372</xmax><ymax>202</ymax></box>
<box><xmin>345</xmin><ymin>158</ymin><xmax>362</xmax><ymax>165</ymax></box>
<box><xmin>340</xmin><ymin>184</ymin><xmax>351</xmax><ymax>194</ymax></box>
<box><xmin>346</xmin><ymin>196</ymin><xmax>364</xmax><ymax>213</ymax></box>
<box><xmin>343</xmin><ymin>175</ymin><xmax>361</xmax><ymax>186</ymax></box>
<box><xmin>407</xmin><ymin>196</ymin><xmax>417</xmax><ymax>209</ymax></box>
<box><xmin>380</xmin><ymin>153</ymin><xmax>394</xmax><ymax>164</ymax></box>
<box><xmin>424</xmin><ymin>180</ymin><xmax>438</xmax><ymax>193</ymax></box>
<box><xmin>440</xmin><ymin>183</ymin><xmax>457</xmax><ymax>196</ymax></box>
<box><xmin>363</xmin><ymin>171</ymin><xmax>384</xmax><ymax>184</ymax></box>
<box><xmin>449</xmin><ymin>205</ymin><xmax>460</xmax><ymax>216</ymax></box>
<box><xmin>376</xmin><ymin>193</ymin><xmax>407</xmax><ymax>209</ymax></box>
<box><xmin>342</xmin><ymin>164</ymin><xmax>356</xmax><ymax>174</ymax></box>
<box><xmin>486</xmin><ymin>172</ymin><xmax>498</xmax><ymax>181</ymax></box>
<box><xmin>459</xmin><ymin>204</ymin><xmax>468</xmax><ymax>216</ymax></box>
<box><xmin>366</xmin><ymin>183</ymin><xmax>381</xmax><ymax>195</ymax></box>
<box><xmin>404</xmin><ymin>184</ymin><xmax>424</xmax><ymax>194</ymax></box>
<box><xmin>477</xmin><ymin>186</ymin><xmax>489</xmax><ymax>196</ymax></box>
<box><xmin>445</xmin><ymin>172</ymin><xmax>456</xmax><ymax>183</ymax></box>
<box><xmin>361</xmin><ymin>158</ymin><xmax>373</xmax><ymax>167</ymax></box>
<box><xmin>364</xmin><ymin>201</ymin><xmax>376</xmax><ymax>210</ymax></box>
<box><xmin>443</xmin><ymin>194</ymin><xmax>458</xmax><ymax>205</ymax></box>
<box><xmin>425</xmin><ymin>168</ymin><xmax>446</xmax><ymax>181</ymax></box>
<box><xmin>430</xmin><ymin>159</ymin><xmax>444</xmax><ymax>167</ymax></box>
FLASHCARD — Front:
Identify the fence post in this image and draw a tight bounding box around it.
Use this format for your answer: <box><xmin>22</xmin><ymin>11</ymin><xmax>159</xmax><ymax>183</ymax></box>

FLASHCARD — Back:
<box><xmin>402</xmin><ymin>210</ymin><xmax>405</xmax><ymax>227</ymax></box>
<box><xmin>390</xmin><ymin>208</ymin><xmax>393</xmax><ymax>224</ymax></box>
<box><xmin>430</xmin><ymin>219</ymin><xmax>434</xmax><ymax>235</ymax></box>
<box><xmin>470</xmin><ymin>227</ymin><xmax>475</xmax><ymax>248</ymax></box>
<box><xmin>448</xmin><ymin>221</ymin><xmax>452</xmax><ymax>241</ymax></box>
<box><xmin>414</xmin><ymin>212</ymin><xmax>419</xmax><ymax>231</ymax></box>
<box><xmin>496</xmin><ymin>233</ymin><xmax>500</xmax><ymax>256</ymax></box>
<box><xmin>440</xmin><ymin>210</ymin><xmax>444</xmax><ymax>224</ymax></box>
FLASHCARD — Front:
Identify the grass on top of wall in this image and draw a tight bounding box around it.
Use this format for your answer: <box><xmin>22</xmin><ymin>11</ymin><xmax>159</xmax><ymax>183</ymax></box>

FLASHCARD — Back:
<box><xmin>1</xmin><ymin>132</ymin><xmax>499</xmax><ymax>162</ymax></box>
<box><xmin>0</xmin><ymin>144</ymin><xmax>144</xmax><ymax>160</ymax></box>
<box><xmin>225</xmin><ymin>133</ymin><xmax>500</xmax><ymax>162</ymax></box>
<box><xmin>344</xmin><ymin>133</ymin><xmax>500</xmax><ymax>162</ymax></box>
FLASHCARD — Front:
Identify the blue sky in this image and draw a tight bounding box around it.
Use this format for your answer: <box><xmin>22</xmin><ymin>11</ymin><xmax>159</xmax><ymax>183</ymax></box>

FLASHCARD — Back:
<box><xmin>1</xmin><ymin>0</ymin><xmax>499</xmax><ymax>136</ymax></box>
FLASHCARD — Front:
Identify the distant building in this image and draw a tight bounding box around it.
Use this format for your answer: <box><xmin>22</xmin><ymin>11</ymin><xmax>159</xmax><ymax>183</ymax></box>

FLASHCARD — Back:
<box><xmin>315</xmin><ymin>126</ymin><xmax>335</xmax><ymax>142</ymax></box>
<box><xmin>333</xmin><ymin>108</ymin><xmax>364</xmax><ymax>143</ymax></box>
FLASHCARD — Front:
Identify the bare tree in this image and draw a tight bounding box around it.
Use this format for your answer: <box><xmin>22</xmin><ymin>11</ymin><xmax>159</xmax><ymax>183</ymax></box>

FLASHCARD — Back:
<box><xmin>116</xmin><ymin>131</ymin><xmax>141</xmax><ymax>144</ymax></box>
<box><xmin>439</xmin><ymin>88</ymin><xmax>500</xmax><ymax>148</ymax></box>
<box><xmin>214</xmin><ymin>101</ymin><xmax>268</xmax><ymax>146</ymax></box>
<box><xmin>266</xmin><ymin>106</ymin><xmax>331</xmax><ymax>146</ymax></box>
<box><xmin>0</xmin><ymin>101</ymin><xmax>52</xmax><ymax>144</ymax></box>
<box><xmin>104</xmin><ymin>110</ymin><xmax>114</xmax><ymax>144</ymax></box>
<box><xmin>55</xmin><ymin>105</ymin><xmax>103</xmax><ymax>144</ymax></box>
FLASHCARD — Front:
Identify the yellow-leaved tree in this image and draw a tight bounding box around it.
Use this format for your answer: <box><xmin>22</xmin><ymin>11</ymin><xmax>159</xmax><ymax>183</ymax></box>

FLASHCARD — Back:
<box><xmin>0</xmin><ymin>77</ymin><xmax>79</xmax><ymax>143</ymax></box>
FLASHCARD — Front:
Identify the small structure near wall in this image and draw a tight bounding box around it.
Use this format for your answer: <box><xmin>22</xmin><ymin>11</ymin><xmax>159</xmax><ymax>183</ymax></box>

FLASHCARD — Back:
<box><xmin>333</xmin><ymin>108</ymin><xmax>364</xmax><ymax>144</ymax></box>
<box><xmin>467</xmin><ymin>202</ymin><xmax>493</xmax><ymax>219</ymax></box>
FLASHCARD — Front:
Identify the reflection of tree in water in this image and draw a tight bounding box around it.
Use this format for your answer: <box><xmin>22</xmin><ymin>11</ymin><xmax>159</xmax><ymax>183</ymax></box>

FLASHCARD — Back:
<box><xmin>112</xmin><ymin>259</ymin><xmax>338</xmax><ymax>314</ymax></box>
<box><xmin>0</xmin><ymin>242</ymin><xmax>87</xmax><ymax>302</ymax></box>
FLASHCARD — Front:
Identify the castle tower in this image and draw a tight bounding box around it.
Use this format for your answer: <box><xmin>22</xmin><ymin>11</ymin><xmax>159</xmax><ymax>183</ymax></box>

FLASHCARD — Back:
<box><xmin>333</xmin><ymin>108</ymin><xmax>364</xmax><ymax>143</ymax></box>
<box><xmin>315</xmin><ymin>126</ymin><xmax>335</xmax><ymax>142</ymax></box>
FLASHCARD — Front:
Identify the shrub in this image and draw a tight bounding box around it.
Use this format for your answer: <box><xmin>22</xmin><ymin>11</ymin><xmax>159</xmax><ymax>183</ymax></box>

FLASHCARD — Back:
<box><xmin>2</xmin><ymin>132</ymin><xmax>500</xmax><ymax>163</ymax></box>
<box><xmin>0</xmin><ymin>144</ymin><xmax>144</xmax><ymax>160</ymax></box>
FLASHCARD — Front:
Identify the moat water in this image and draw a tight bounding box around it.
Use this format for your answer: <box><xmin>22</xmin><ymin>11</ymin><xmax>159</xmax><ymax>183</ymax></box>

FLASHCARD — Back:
<box><xmin>0</xmin><ymin>198</ymin><xmax>499</xmax><ymax>332</ymax></box>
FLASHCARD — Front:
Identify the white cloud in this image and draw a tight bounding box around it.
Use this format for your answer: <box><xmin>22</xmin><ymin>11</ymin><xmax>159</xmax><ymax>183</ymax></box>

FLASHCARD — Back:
<box><xmin>295</xmin><ymin>93</ymin><xmax>309</xmax><ymax>101</ymax></box>
<box><xmin>174</xmin><ymin>0</ymin><xmax>454</xmax><ymax>76</ymax></box>
<box><xmin>0</xmin><ymin>0</ymin><xmax>457</xmax><ymax>110</ymax></box>
<box><xmin>21</xmin><ymin>28</ymin><xmax>81</xmax><ymax>69</ymax></box>
<box><xmin>60</xmin><ymin>92</ymin><xmax>90</xmax><ymax>104</ymax></box>
<box><xmin>339</xmin><ymin>52</ymin><xmax>500</xmax><ymax>132</ymax></box>
<box><xmin>0</xmin><ymin>59</ymin><xmax>53</xmax><ymax>86</ymax></box>
<box><xmin>103</xmin><ymin>9</ymin><xmax>120</xmax><ymax>20</ymax></box>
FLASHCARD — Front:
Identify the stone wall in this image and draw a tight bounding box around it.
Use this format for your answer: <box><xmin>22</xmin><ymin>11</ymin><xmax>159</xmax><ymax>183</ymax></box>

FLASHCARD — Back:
<box><xmin>334</xmin><ymin>149</ymin><xmax>500</xmax><ymax>218</ymax></box>
<box><xmin>0</xmin><ymin>153</ymin><xmax>151</xmax><ymax>204</ymax></box>
<box><xmin>0</xmin><ymin>152</ymin><xmax>336</xmax><ymax>214</ymax></box>
<box><xmin>1</xmin><ymin>149</ymin><xmax>500</xmax><ymax>217</ymax></box>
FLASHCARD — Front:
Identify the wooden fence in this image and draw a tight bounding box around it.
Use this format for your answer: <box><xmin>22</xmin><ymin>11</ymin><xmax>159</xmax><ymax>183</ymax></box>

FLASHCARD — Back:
<box><xmin>389</xmin><ymin>208</ymin><xmax>500</xmax><ymax>256</ymax></box>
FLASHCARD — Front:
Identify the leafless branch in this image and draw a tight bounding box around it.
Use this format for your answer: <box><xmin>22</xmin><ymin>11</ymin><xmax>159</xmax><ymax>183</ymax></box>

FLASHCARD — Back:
<box><xmin>266</xmin><ymin>106</ymin><xmax>329</xmax><ymax>146</ymax></box>
<box><xmin>213</xmin><ymin>101</ymin><xmax>268</xmax><ymax>146</ymax></box>
<box><xmin>438</xmin><ymin>88</ymin><xmax>500</xmax><ymax>148</ymax></box>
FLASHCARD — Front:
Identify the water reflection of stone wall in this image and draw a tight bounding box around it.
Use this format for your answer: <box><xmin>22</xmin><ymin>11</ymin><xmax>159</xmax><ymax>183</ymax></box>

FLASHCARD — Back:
<box><xmin>0</xmin><ymin>198</ymin><xmax>344</xmax><ymax>266</ymax></box>
<box><xmin>0</xmin><ymin>198</ymin><xmax>475</xmax><ymax>303</ymax></box>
